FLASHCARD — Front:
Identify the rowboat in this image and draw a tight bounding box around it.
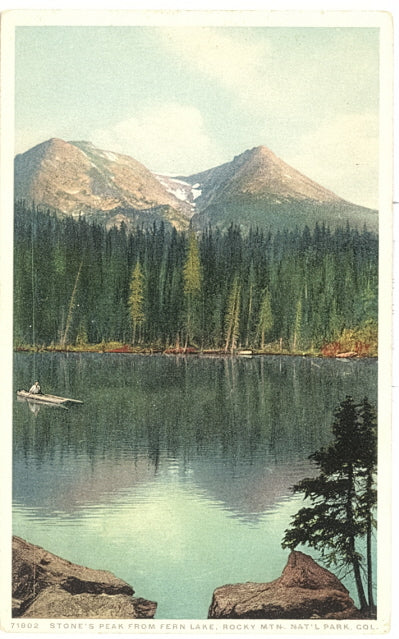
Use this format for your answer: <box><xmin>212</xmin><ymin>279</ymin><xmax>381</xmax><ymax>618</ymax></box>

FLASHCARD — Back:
<box><xmin>17</xmin><ymin>390</ymin><xmax>83</xmax><ymax>407</ymax></box>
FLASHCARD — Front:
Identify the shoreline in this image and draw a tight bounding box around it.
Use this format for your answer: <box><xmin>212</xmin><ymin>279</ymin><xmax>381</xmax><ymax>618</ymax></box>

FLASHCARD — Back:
<box><xmin>13</xmin><ymin>345</ymin><xmax>377</xmax><ymax>359</ymax></box>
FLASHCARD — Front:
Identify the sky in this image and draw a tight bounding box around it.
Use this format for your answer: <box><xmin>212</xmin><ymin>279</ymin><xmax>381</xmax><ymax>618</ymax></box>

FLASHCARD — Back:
<box><xmin>15</xmin><ymin>24</ymin><xmax>380</xmax><ymax>208</ymax></box>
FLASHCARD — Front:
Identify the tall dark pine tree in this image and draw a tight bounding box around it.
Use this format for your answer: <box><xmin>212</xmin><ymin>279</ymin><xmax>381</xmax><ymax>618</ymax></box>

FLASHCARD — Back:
<box><xmin>356</xmin><ymin>397</ymin><xmax>377</xmax><ymax>616</ymax></box>
<box><xmin>282</xmin><ymin>396</ymin><xmax>377</xmax><ymax>616</ymax></box>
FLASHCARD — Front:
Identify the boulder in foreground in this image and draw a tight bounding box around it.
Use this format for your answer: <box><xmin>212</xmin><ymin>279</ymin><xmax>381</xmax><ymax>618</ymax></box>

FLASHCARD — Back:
<box><xmin>12</xmin><ymin>536</ymin><xmax>157</xmax><ymax>619</ymax></box>
<box><xmin>208</xmin><ymin>551</ymin><xmax>361</xmax><ymax>619</ymax></box>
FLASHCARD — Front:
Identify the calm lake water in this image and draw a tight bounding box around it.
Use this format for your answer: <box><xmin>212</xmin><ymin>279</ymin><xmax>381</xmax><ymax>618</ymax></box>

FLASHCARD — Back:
<box><xmin>13</xmin><ymin>353</ymin><xmax>377</xmax><ymax>619</ymax></box>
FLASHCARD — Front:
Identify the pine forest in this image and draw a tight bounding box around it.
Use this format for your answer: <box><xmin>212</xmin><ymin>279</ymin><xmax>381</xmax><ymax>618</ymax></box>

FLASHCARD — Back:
<box><xmin>14</xmin><ymin>202</ymin><xmax>378</xmax><ymax>356</ymax></box>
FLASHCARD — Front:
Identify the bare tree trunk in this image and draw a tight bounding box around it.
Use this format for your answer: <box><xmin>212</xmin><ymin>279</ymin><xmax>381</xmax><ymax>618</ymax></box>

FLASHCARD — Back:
<box><xmin>346</xmin><ymin>466</ymin><xmax>368</xmax><ymax>612</ymax></box>
<box><xmin>366</xmin><ymin>472</ymin><xmax>376</xmax><ymax>615</ymax></box>
<box><xmin>245</xmin><ymin>282</ymin><xmax>253</xmax><ymax>348</ymax></box>
<box><xmin>60</xmin><ymin>260</ymin><xmax>83</xmax><ymax>348</ymax></box>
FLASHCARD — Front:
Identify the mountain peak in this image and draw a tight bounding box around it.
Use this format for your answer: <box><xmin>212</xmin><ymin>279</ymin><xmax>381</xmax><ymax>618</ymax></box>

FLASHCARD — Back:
<box><xmin>181</xmin><ymin>145</ymin><xmax>377</xmax><ymax>232</ymax></box>
<box><xmin>15</xmin><ymin>137</ymin><xmax>71</xmax><ymax>159</ymax></box>
<box><xmin>182</xmin><ymin>143</ymin><xmax>345</xmax><ymax>213</ymax></box>
<box><xmin>231</xmin><ymin>145</ymin><xmax>279</xmax><ymax>163</ymax></box>
<box><xmin>14</xmin><ymin>138</ymin><xmax>377</xmax><ymax>233</ymax></box>
<box><xmin>14</xmin><ymin>138</ymin><xmax>191</xmax><ymax>229</ymax></box>
<box><xmin>246</xmin><ymin>144</ymin><xmax>275</xmax><ymax>156</ymax></box>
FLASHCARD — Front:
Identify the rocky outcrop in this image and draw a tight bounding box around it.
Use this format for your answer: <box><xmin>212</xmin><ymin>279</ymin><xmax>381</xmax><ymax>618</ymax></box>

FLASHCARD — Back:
<box><xmin>12</xmin><ymin>536</ymin><xmax>157</xmax><ymax>619</ymax></box>
<box><xmin>14</xmin><ymin>138</ymin><xmax>191</xmax><ymax>222</ymax></box>
<box><xmin>208</xmin><ymin>551</ymin><xmax>361</xmax><ymax>619</ymax></box>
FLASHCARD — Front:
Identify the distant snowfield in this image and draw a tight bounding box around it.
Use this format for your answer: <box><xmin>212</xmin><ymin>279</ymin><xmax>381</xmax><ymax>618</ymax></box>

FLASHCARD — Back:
<box><xmin>192</xmin><ymin>183</ymin><xmax>202</xmax><ymax>200</ymax></box>
<box><xmin>155</xmin><ymin>174</ymin><xmax>201</xmax><ymax>212</ymax></box>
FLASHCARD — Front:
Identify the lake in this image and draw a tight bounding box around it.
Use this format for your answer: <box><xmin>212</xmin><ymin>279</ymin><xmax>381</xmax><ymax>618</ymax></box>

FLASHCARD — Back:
<box><xmin>13</xmin><ymin>352</ymin><xmax>377</xmax><ymax>619</ymax></box>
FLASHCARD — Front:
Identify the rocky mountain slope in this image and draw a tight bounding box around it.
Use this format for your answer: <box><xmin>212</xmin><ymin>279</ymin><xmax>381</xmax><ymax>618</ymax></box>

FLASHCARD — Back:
<box><xmin>14</xmin><ymin>138</ymin><xmax>190</xmax><ymax>231</ymax></box>
<box><xmin>182</xmin><ymin>146</ymin><xmax>377</xmax><ymax>233</ymax></box>
<box><xmin>15</xmin><ymin>139</ymin><xmax>378</xmax><ymax>233</ymax></box>
<box><xmin>183</xmin><ymin>146</ymin><xmax>342</xmax><ymax>207</ymax></box>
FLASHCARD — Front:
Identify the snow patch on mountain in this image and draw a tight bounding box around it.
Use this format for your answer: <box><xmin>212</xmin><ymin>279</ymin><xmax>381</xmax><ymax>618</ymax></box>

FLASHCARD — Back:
<box><xmin>154</xmin><ymin>174</ymin><xmax>201</xmax><ymax>212</ymax></box>
<box><xmin>192</xmin><ymin>183</ymin><xmax>202</xmax><ymax>200</ymax></box>
<box><xmin>103</xmin><ymin>151</ymin><xmax>118</xmax><ymax>162</ymax></box>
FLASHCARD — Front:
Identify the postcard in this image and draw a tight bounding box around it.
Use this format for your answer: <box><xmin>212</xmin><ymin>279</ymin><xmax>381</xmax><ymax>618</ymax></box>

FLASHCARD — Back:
<box><xmin>0</xmin><ymin>7</ymin><xmax>394</xmax><ymax>637</ymax></box>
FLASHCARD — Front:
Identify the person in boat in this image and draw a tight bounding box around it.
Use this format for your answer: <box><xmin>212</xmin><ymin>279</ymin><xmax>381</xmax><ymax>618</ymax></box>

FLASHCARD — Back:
<box><xmin>29</xmin><ymin>381</ymin><xmax>42</xmax><ymax>394</ymax></box>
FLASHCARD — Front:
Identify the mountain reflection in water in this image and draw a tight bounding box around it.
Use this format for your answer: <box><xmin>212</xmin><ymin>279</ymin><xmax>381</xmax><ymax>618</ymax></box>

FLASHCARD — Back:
<box><xmin>13</xmin><ymin>353</ymin><xmax>377</xmax><ymax>617</ymax></box>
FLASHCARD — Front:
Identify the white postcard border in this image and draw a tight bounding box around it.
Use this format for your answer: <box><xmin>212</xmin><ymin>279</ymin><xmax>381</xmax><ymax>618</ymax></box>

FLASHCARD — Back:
<box><xmin>0</xmin><ymin>5</ymin><xmax>395</xmax><ymax>638</ymax></box>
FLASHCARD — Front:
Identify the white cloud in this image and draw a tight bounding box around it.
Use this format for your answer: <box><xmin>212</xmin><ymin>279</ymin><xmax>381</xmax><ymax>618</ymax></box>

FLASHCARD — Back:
<box><xmin>281</xmin><ymin>112</ymin><xmax>379</xmax><ymax>209</ymax></box>
<box><xmin>160</xmin><ymin>28</ymin><xmax>276</xmax><ymax>113</ymax></box>
<box><xmin>91</xmin><ymin>103</ymin><xmax>223</xmax><ymax>175</ymax></box>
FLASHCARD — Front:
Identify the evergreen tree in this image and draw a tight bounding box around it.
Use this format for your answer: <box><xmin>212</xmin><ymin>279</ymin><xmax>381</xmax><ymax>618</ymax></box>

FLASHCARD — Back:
<box><xmin>13</xmin><ymin>204</ymin><xmax>379</xmax><ymax>353</ymax></box>
<box><xmin>256</xmin><ymin>288</ymin><xmax>273</xmax><ymax>350</ymax></box>
<box><xmin>76</xmin><ymin>320</ymin><xmax>89</xmax><ymax>346</ymax></box>
<box><xmin>292</xmin><ymin>298</ymin><xmax>302</xmax><ymax>352</ymax></box>
<box><xmin>282</xmin><ymin>396</ymin><xmax>377</xmax><ymax>615</ymax></box>
<box><xmin>128</xmin><ymin>261</ymin><xmax>145</xmax><ymax>344</ymax></box>
<box><xmin>183</xmin><ymin>232</ymin><xmax>202</xmax><ymax>348</ymax></box>
<box><xmin>243</xmin><ymin>261</ymin><xmax>256</xmax><ymax>347</ymax></box>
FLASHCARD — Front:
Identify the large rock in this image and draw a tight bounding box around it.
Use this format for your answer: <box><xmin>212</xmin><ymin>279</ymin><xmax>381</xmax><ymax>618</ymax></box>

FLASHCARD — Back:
<box><xmin>208</xmin><ymin>551</ymin><xmax>361</xmax><ymax>619</ymax></box>
<box><xmin>12</xmin><ymin>536</ymin><xmax>157</xmax><ymax>618</ymax></box>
